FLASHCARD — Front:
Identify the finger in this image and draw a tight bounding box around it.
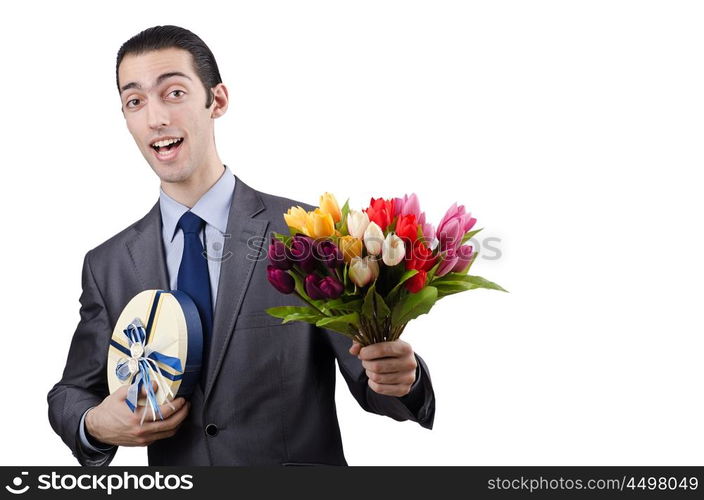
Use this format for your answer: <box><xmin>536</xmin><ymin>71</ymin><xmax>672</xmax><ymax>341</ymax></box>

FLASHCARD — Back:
<box><xmin>141</xmin><ymin>419</ymin><xmax>188</xmax><ymax>445</ymax></box>
<box><xmin>158</xmin><ymin>397</ymin><xmax>187</xmax><ymax>419</ymax></box>
<box><xmin>361</xmin><ymin>357</ymin><xmax>415</xmax><ymax>374</ymax></box>
<box><xmin>367</xmin><ymin>379</ymin><xmax>412</xmax><ymax>397</ymax></box>
<box><xmin>114</xmin><ymin>384</ymin><xmax>130</xmax><ymax>400</ymax></box>
<box><xmin>366</xmin><ymin>369</ymin><xmax>416</xmax><ymax>386</ymax></box>
<box><xmin>144</xmin><ymin>424</ymin><xmax>183</xmax><ymax>444</ymax></box>
<box><xmin>358</xmin><ymin>340</ymin><xmax>412</xmax><ymax>361</ymax></box>
<box><xmin>139</xmin><ymin>380</ymin><xmax>159</xmax><ymax>397</ymax></box>
<box><xmin>141</xmin><ymin>401</ymin><xmax>191</xmax><ymax>433</ymax></box>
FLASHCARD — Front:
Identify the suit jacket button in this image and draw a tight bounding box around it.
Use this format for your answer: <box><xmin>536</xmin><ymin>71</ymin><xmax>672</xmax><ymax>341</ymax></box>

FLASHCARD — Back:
<box><xmin>205</xmin><ymin>424</ymin><xmax>219</xmax><ymax>437</ymax></box>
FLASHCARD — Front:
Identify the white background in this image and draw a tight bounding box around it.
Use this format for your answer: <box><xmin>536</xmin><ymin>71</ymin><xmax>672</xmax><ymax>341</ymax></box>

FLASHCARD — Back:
<box><xmin>1</xmin><ymin>0</ymin><xmax>702</xmax><ymax>466</ymax></box>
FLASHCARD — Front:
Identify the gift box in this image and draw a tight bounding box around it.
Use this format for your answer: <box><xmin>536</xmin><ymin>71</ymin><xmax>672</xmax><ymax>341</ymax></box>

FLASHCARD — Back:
<box><xmin>107</xmin><ymin>289</ymin><xmax>203</xmax><ymax>421</ymax></box>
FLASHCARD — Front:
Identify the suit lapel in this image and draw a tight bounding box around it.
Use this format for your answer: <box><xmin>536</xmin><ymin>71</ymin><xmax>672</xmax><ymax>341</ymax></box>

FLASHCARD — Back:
<box><xmin>125</xmin><ymin>201</ymin><xmax>170</xmax><ymax>291</ymax></box>
<box><xmin>204</xmin><ymin>174</ymin><xmax>268</xmax><ymax>400</ymax></box>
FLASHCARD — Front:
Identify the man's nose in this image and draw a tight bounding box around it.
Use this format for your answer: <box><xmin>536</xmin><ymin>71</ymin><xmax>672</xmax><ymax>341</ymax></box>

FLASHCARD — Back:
<box><xmin>146</xmin><ymin>101</ymin><xmax>170</xmax><ymax>129</ymax></box>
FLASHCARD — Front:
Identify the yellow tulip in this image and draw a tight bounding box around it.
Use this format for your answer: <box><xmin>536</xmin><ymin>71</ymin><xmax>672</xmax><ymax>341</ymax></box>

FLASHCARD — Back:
<box><xmin>319</xmin><ymin>192</ymin><xmax>342</xmax><ymax>223</ymax></box>
<box><xmin>305</xmin><ymin>208</ymin><xmax>336</xmax><ymax>238</ymax></box>
<box><xmin>283</xmin><ymin>206</ymin><xmax>310</xmax><ymax>235</ymax></box>
<box><xmin>338</xmin><ymin>235</ymin><xmax>363</xmax><ymax>263</ymax></box>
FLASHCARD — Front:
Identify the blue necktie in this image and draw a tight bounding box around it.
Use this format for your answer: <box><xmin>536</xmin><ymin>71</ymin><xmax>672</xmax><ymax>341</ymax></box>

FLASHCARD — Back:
<box><xmin>176</xmin><ymin>211</ymin><xmax>213</xmax><ymax>388</ymax></box>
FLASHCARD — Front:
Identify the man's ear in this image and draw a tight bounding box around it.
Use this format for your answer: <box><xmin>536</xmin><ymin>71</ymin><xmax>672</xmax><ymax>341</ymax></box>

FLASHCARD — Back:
<box><xmin>210</xmin><ymin>83</ymin><xmax>229</xmax><ymax>119</ymax></box>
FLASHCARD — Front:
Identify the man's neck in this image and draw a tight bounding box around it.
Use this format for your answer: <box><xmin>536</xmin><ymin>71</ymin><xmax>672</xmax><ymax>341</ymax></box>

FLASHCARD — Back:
<box><xmin>161</xmin><ymin>161</ymin><xmax>225</xmax><ymax>208</ymax></box>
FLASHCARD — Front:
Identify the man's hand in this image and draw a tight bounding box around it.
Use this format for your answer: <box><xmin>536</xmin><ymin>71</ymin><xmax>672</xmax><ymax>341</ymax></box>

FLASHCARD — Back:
<box><xmin>349</xmin><ymin>340</ymin><xmax>417</xmax><ymax>397</ymax></box>
<box><xmin>85</xmin><ymin>381</ymin><xmax>191</xmax><ymax>447</ymax></box>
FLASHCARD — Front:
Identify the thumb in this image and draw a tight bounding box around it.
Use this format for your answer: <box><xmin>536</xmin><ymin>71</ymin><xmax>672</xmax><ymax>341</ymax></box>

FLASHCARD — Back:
<box><xmin>349</xmin><ymin>341</ymin><xmax>362</xmax><ymax>357</ymax></box>
<box><xmin>114</xmin><ymin>383</ymin><xmax>130</xmax><ymax>401</ymax></box>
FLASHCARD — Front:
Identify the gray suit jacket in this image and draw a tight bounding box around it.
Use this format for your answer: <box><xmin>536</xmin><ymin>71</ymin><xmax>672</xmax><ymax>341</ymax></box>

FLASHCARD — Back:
<box><xmin>47</xmin><ymin>174</ymin><xmax>435</xmax><ymax>466</ymax></box>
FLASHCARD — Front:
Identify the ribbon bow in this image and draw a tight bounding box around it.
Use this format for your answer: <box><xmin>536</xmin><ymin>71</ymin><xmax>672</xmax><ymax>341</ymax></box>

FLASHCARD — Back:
<box><xmin>113</xmin><ymin>317</ymin><xmax>183</xmax><ymax>424</ymax></box>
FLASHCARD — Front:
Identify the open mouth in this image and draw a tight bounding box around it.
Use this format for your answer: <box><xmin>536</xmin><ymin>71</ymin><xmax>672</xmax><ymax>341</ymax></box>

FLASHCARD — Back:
<box><xmin>150</xmin><ymin>137</ymin><xmax>184</xmax><ymax>160</ymax></box>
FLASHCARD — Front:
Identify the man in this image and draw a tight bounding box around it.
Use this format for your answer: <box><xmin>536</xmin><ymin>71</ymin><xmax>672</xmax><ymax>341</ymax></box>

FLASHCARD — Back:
<box><xmin>47</xmin><ymin>25</ymin><xmax>435</xmax><ymax>466</ymax></box>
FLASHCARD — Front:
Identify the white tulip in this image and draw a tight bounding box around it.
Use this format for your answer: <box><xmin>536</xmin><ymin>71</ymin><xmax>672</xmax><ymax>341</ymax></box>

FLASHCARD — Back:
<box><xmin>363</xmin><ymin>221</ymin><xmax>384</xmax><ymax>256</ymax></box>
<box><xmin>382</xmin><ymin>232</ymin><xmax>405</xmax><ymax>266</ymax></box>
<box><xmin>367</xmin><ymin>255</ymin><xmax>380</xmax><ymax>280</ymax></box>
<box><xmin>347</xmin><ymin>210</ymin><xmax>370</xmax><ymax>240</ymax></box>
<box><xmin>349</xmin><ymin>256</ymin><xmax>379</xmax><ymax>287</ymax></box>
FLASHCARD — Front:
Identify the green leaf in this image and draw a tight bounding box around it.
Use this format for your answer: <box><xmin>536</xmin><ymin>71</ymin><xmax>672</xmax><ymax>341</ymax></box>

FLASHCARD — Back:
<box><xmin>385</xmin><ymin>269</ymin><xmax>419</xmax><ymax>305</ymax></box>
<box><xmin>272</xmin><ymin>232</ymin><xmax>292</xmax><ymax>247</ymax></box>
<box><xmin>461</xmin><ymin>228</ymin><xmax>483</xmax><ymax>245</ymax></box>
<box><xmin>391</xmin><ymin>286</ymin><xmax>438</xmax><ymax>327</ymax></box>
<box><xmin>337</xmin><ymin>198</ymin><xmax>350</xmax><ymax>235</ymax></box>
<box><xmin>316</xmin><ymin>312</ymin><xmax>360</xmax><ymax>338</ymax></box>
<box><xmin>265</xmin><ymin>306</ymin><xmax>325</xmax><ymax>325</ymax></box>
<box><xmin>435</xmin><ymin>283</ymin><xmax>473</xmax><ymax>298</ymax></box>
<box><xmin>319</xmin><ymin>297</ymin><xmax>362</xmax><ymax>314</ymax></box>
<box><xmin>465</xmin><ymin>275</ymin><xmax>508</xmax><ymax>292</ymax></box>
<box><xmin>266</xmin><ymin>306</ymin><xmax>314</xmax><ymax>318</ymax></box>
<box><xmin>425</xmin><ymin>259</ymin><xmax>442</xmax><ymax>282</ymax></box>
<box><xmin>362</xmin><ymin>283</ymin><xmax>391</xmax><ymax>322</ymax></box>
<box><xmin>433</xmin><ymin>274</ymin><xmax>508</xmax><ymax>293</ymax></box>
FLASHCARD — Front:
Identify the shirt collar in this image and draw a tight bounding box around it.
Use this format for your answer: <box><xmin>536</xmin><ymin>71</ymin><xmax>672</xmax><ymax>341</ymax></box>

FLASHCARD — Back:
<box><xmin>159</xmin><ymin>164</ymin><xmax>236</xmax><ymax>242</ymax></box>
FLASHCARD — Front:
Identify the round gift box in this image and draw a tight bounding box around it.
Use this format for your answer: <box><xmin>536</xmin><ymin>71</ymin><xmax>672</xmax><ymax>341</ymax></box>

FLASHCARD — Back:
<box><xmin>107</xmin><ymin>289</ymin><xmax>203</xmax><ymax>406</ymax></box>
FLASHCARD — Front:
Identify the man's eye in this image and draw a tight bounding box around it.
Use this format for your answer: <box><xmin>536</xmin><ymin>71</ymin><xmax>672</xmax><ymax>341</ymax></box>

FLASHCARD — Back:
<box><xmin>126</xmin><ymin>98</ymin><xmax>140</xmax><ymax>108</ymax></box>
<box><xmin>170</xmin><ymin>90</ymin><xmax>185</xmax><ymax>98</ymax></box>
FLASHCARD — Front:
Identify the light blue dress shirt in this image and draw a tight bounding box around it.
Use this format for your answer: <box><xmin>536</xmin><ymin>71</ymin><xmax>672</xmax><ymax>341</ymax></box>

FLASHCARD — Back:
<box><xmin>79</xmin><ymin>164</ymin><xmax>236</xmax><ymax>454</ymax></box>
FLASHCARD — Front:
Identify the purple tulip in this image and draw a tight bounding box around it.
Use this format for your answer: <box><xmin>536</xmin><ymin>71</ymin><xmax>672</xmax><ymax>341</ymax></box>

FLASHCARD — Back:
<box><xmin>267</xmin><ymin>265</ymin><xmax>295</xmax><ymax>294</ymax></box>
<box><xmin>268</xmin><ymin>237</ymin><xmax>293</xmax><ymax>270</ymax></box>
<box><xmin>314</xmin><ymin>239</ymin><xmax>344</xmax><ymax>268</ymax></box>
<box><xmin>451</xmin><ymin>244</ymin><xmax>475</xmax><ymax>273</ymax></box>
<box><xmin>289</xmin><ymin>234</ymin><xmax>317</xmax><ymax>273</ymax></box>
<box><xmin>436</xmin><ymin>247</ymin><xmax>459</xmax><ymax>277</ymax></box>
<box><xmin>318</xmin><ymin>276</ymin><xmax>344</xmax><ymax>299</ymax></box>
<box><xmin>304</xmin><ymin>274</ymin><xmax>327</xmax><ymax>300</ymax></box>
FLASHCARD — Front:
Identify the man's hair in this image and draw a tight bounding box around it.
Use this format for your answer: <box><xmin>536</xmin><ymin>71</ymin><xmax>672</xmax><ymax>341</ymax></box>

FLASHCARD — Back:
<box><xmin>116</xmin><ymin>25</ymin><xmax>222</xmax><ymax>108</ymax></box>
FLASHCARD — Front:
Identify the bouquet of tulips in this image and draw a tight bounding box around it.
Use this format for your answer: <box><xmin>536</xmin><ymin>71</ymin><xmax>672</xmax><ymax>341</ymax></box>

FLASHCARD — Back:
<box><xmin>265</xmin><ymin>193</ymin><xmax>506</xmax><ymax>346</ymax></box>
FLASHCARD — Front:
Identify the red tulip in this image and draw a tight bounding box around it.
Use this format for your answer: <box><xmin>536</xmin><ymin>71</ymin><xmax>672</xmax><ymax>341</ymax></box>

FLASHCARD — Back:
<box><xmin>364</xmin><ymin>197</ymin><xmax>395</xmax><ymax>232</ymax></box>
<box><xmin>405</xmin><ymin>239</ymin><xmax>436</xmax><ymax>272</ymax></box>
<box><xmin>405</xmin><ymin>269</ymin><xmax>427</xmax><ymax>293</ymax></box>
<box><xmin>395</xmin><ymin>213</ymin><xmax>418</xmax><ymax>244</ymax></box>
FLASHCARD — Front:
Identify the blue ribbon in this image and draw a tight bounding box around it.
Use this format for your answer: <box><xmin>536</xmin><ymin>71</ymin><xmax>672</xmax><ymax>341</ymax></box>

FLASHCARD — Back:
<box><xmin>111</xmin><ymin>291</ymin><xmax>184</xmax><ymax>420</ymax></box>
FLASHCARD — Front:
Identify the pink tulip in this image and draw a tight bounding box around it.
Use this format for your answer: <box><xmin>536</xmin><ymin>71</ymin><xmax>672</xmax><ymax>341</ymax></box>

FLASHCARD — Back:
<box><xmin>452</xmin><ymin>245</ymin><xmax>475</xmax><ymax>273</ymax></box>
<box><xmin>417</xmin><ymin>211</ymin><xmax>435</xmax><ymax>245</ymax></box>
<box><xmin>436</xmin><ymin>203</ymin><xmax>476</xmax><ymax>251</ymax></box>
<box><xmin>393</xmin><ymin>193</ymin><xmax>421</xmax><ymax>219</ymax></box>
<box><xmin>436</xmin><ymin>247</ymin><xmax>459</xmax><ymax>277</ymax></box>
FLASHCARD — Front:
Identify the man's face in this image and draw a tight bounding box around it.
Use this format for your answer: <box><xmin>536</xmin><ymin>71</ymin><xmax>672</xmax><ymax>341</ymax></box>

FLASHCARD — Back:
<box><xmin>118</xmin><ymin>47</ymin><xmax>216</xmax><ymax>183</ymax></box>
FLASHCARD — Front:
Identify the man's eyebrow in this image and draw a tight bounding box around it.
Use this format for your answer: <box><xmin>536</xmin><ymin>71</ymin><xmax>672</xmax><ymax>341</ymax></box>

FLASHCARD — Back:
<box><xmin>120</xmin><ymin>72</ymin><xmax>192</xmax><ymax>94</ymax></box>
